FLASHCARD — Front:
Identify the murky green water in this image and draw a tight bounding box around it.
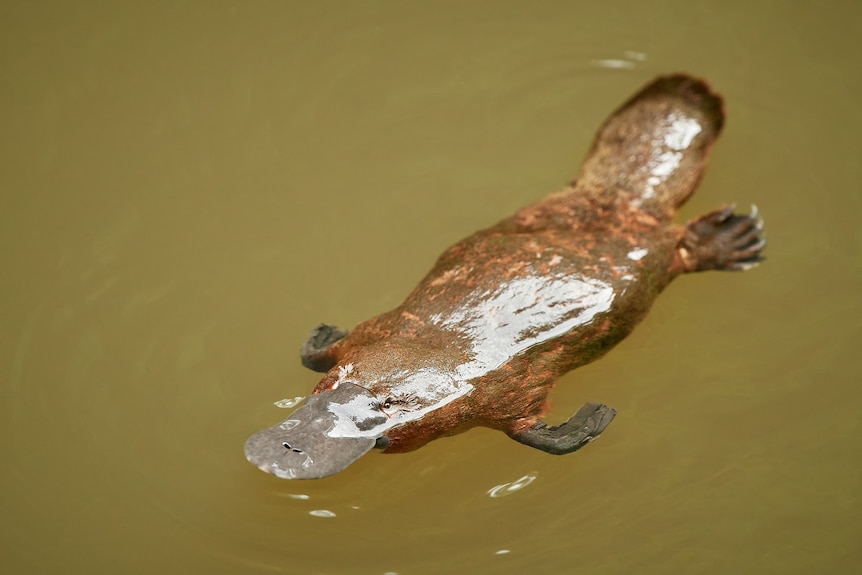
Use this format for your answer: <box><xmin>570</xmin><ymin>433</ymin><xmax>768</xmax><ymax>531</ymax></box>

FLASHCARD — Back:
<box><xmin>2</xmin><ymin>2</ymin><xmax>860</xmax><ymax>574</ymax></box>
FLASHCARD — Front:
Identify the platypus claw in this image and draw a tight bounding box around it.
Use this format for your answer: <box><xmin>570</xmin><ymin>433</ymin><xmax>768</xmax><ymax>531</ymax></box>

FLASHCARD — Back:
<box><xmin>510</xmin><ymin>402</ymin><xmax>617</xmax><ymax>455</ymax></box>
<box><xmin>682</xmin><ymin>203</ymin><xmax>767</xmax><ymax>272</ymax></box>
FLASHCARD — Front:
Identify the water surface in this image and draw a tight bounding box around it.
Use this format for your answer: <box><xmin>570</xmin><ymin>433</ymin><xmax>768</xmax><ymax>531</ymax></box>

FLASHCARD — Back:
<box><xmin>2</xmin><ymin>2</ymin><xmax>860</xmax><ymax>574</ymax></box>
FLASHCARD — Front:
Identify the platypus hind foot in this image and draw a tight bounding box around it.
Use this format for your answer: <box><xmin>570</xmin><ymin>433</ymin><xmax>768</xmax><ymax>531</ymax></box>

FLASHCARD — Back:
<box><xmin>300</xmin><ymin>324</ymin><xmax>348</xmax><ymax>372</ymax></box>
<box><xmin>510</xmin><ymin>402</ymin><xmax>616</xmax><ymax>455</ymax></box>
<box><xmin>678</xmin><ymin>204</ymin><xmax>766</xmax><ymax>272</ymax></box>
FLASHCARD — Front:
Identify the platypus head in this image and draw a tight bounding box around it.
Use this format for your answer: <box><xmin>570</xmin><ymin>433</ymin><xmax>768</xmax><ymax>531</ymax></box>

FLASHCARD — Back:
<box><xmin>245</xmin><ymin>353</ymin><xmax>474</xmax><ymax>479</ymax></box>
<box><xmin>244</xmin><ymin>382</ymin><xmax>388</xmax><ymax>480</ymax></box>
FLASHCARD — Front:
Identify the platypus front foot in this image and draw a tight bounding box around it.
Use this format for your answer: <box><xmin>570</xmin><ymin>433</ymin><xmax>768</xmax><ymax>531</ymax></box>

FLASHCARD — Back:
<box><xmin>510</xmin><ymin>402</ymin><xmax>616</xmax><ymax>455</ymax></box>
<box><xmin>300</xmin><ymin>324</ymin><xmax>348</xmax><ymax>372</ymax></box>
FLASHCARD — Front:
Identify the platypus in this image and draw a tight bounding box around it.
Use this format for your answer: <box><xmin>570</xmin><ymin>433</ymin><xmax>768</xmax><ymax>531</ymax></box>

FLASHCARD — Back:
<box><xmin>244</xmin><ymin>74</ymin><xmax>766</xmax><ymax>479</ymax></box>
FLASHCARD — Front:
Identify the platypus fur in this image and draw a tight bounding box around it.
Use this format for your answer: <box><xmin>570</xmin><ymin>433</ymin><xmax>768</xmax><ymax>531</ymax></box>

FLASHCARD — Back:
<box><xmin>244</xmin><ymin>74</ymin><xmax>766</xmax><ymax>479</ymax></box>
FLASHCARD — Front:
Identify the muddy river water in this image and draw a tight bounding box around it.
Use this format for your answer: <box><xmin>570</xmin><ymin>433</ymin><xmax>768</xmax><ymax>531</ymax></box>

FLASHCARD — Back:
<box><xmin>2</xmin><ymin>2</ymin><xmax>860</xmax><ymax>574</ymax></box>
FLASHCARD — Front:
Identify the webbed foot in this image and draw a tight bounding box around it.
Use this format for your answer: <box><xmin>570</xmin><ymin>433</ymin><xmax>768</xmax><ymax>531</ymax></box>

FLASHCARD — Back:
<box><xmin>509</xmin><ymin>402</ymin><xmax>616</xmax><ymax>455</ymax></box>
<box><xmin>300</xmin><ymin>324</ymin><xmax>348</xmax><ymax>372</ymax></box>
<box><xmin>680</xmin><ymin>204</ymin><xmax>766</xmax><ymax>272</ymax></box>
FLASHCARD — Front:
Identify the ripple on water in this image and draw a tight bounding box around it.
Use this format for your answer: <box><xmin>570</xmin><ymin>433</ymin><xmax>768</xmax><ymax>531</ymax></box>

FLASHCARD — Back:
<box><xmin>487</xmin><ymin>473</ymin><xmax>537</xmax><ymax>498</ymax></box>
<box><xmin>274</xmin><ymin>396</ymin><xmax>304</xmax><ymax>408</ymax></box>
<box><xmin>309</xmin><ymin>509</ymin><xmax>336</xmax><ymax>518</ymax></box>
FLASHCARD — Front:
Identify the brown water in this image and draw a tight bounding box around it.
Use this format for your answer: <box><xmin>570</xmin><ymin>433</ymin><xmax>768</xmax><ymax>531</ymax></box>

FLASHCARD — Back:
<box><xmin>2</xmin><ymin>2</ymin><xmax>860</xmax><ymax>574</ymax></box>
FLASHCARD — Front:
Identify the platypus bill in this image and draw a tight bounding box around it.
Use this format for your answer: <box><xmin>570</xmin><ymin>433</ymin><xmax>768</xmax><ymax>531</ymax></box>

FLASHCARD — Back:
<box><xmin>244</xmin><ymin>74</ymin><xmax>766</xmax><ymax>479</ymax></box>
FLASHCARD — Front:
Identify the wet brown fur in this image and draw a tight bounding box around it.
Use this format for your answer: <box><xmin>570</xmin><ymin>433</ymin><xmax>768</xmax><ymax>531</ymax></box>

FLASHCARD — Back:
<box><xmin>310</xmin><ymin>75</ymin><xmax>738</xmax><ymax>453</ymax></box>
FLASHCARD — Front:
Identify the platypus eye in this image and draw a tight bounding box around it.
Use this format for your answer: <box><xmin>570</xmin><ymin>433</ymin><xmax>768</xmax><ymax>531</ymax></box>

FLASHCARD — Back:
<box><xmin>380</xmin><ymin>398</ymin><xmax>401</xmax><ymax>416</ymax></box>
<box><xmin>380</xmin><ymin>395</ymin><xmax>418</xmax><ymax>416</ymax></box>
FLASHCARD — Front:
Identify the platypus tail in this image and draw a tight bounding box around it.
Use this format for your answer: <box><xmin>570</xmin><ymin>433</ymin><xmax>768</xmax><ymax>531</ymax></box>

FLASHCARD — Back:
<box><xmin>576</xmin><ymin>74</ymin><xmax>725</xmax><ymax>219</ymax></box>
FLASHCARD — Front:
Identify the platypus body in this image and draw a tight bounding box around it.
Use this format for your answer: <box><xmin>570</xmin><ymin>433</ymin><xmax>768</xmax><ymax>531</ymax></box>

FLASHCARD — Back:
<box><xmin>245</xmin><ymin>74</ymin><xmax>766</xmax><ymax>479</ymax></box>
